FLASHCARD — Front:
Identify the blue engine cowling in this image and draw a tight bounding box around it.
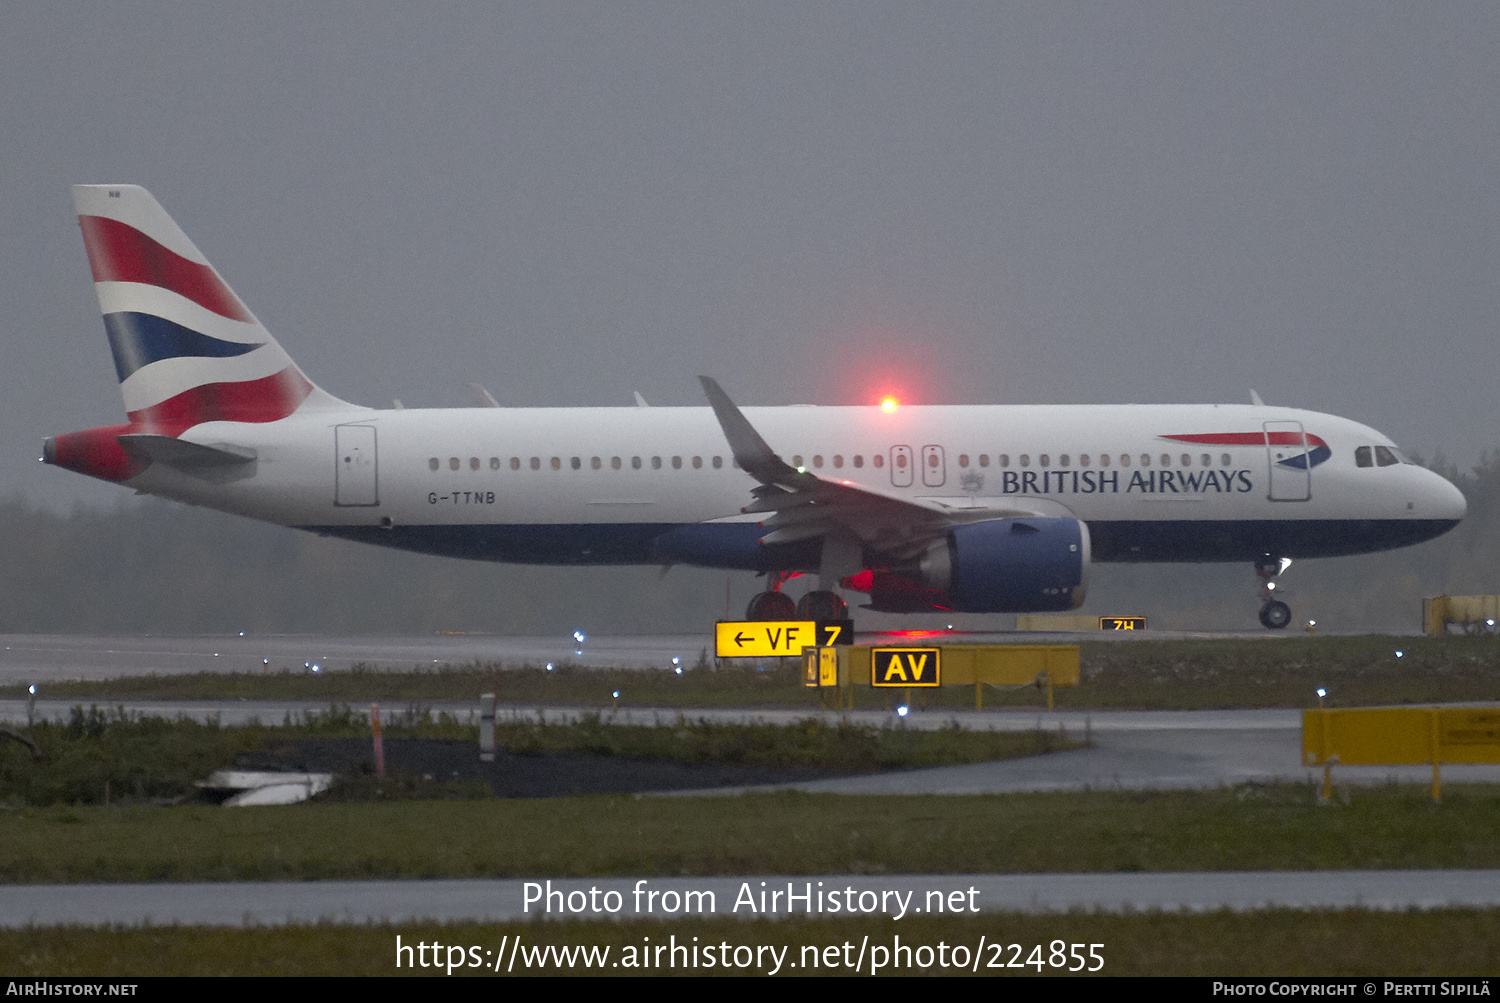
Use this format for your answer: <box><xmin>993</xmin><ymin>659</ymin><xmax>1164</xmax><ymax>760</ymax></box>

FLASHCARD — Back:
<box><xmin>920</xmin><ymin>517</ymin><xmax>1090</xmax><ymax>613</ymax></box>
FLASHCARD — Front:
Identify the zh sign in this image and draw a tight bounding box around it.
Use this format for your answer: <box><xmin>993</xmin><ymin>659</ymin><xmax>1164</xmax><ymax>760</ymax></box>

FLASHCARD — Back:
<box><xmin>870</xmin><ymin>647</ymin><xmax>941</xmax><ymax>687</ymax></box>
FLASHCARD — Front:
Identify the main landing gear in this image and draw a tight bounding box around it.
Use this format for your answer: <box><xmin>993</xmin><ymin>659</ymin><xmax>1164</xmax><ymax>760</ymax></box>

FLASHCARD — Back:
<box><xmin>745</xmin><ymin>573</ymin><xmax>849</xmax><ymax>622</ymax></box>
<box><xmin>746</xmin><ymin>588</ymin><xmax>848</xmax><ymax>621</ymax></box>
<box><xmin>746</xmin><ymin>590</ymin><xmax>795</xmax><ymax>620</ymax></box>
<box><xmin>796</xmin><ymin>590</ymin><xmax>849</xmax><ymax>622</ymax></box>
<box><xmin>1255</xmin><ymin>554</ymin><xmax>1292</xmax><ymax>630</ymax></box>
<box><xmin>746</xmin><ymin>571</ymin><xmax>796</xmax><ymax>620</ymax></box>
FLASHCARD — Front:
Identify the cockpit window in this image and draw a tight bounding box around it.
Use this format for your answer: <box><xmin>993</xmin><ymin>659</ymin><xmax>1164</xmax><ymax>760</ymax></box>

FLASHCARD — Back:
<box><xmin>1375</xmin><ymin>446</ymin><xmax>1399</xmax><ymax>467</ymax></box>
<box><xmin>1355</xmin><ymin>446</ymin><xmax>1373</xmax><ymax>468</ymax></box>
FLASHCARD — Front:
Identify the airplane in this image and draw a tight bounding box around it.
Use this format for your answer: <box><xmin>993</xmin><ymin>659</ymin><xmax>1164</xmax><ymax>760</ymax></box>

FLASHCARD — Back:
<box><xmin>42</xmin><ymin>185</ymin><xmax>1467</xmax><ymax>630</ymax></box>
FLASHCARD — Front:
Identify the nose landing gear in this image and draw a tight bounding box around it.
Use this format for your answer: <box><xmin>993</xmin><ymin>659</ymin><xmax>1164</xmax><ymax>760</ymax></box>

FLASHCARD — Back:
<box><xmin>1259</xmin><ymin>599</ymin><xmax>1292</xmax><ymax>630</ymax></box>
<box><xmin>1255</xmin><ymin>555</ymin><xmax>1293</xmax><ymax>630</ymax></box>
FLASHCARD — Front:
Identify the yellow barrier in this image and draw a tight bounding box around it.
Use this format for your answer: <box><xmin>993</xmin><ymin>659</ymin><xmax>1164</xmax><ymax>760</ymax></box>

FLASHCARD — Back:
<box><xmin>1303</xmin><ymin>707</ymin><xmax>1500</xmax><ymax>800</ymax></box>
<box><xmin>1015</xmin><ymin>614</ymin><xmax>1098</xmax><ymax>631</ymax></box>
<box><xmin>804</xmin><ymin>644</ymin><xmax>1079</xmax><ymax>710</ymax></box>
<box><xmin>1423</xmin><ymin>595</ymin><xmax>1500</xmax><ymax>637</ymax></box>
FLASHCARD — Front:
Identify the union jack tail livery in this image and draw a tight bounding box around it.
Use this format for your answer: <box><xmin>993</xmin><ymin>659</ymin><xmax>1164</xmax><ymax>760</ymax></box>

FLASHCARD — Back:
<box><xmin>74</xmin><ymin>184</ymin><xmax>345</xmax><ymax>429</ymax></box>
<box><xmin>47</xmin><ymin>186</ymin><xmax>346</xmax><ymax>480</ymax></box>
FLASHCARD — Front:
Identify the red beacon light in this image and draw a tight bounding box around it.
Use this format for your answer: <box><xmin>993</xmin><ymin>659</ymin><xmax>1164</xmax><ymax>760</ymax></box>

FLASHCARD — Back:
<box><xmin>879</xmin><ymin>397</ymin><xmax>899</xmax><ymax>414</ymax></box>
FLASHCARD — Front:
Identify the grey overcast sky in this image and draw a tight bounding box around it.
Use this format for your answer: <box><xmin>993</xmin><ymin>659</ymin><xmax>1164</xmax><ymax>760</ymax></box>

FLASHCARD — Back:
<box><xmin>3</xmin><ymin>3</ymin><xmax>1498</xmax><ymax>509</ymax></box>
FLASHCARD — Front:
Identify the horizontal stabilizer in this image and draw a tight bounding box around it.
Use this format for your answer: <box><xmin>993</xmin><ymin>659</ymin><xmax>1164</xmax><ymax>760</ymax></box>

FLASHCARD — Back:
<box><xmin>117</xmin><ymin>433</ymin><xmax>256</xmax><ymax>480</ymax></box>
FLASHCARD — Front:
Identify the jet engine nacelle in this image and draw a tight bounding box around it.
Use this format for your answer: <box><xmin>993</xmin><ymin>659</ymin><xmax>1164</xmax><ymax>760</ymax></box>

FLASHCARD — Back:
<box><xmin>917</xmin><ymin>517</ymin><xmax>1090</xmax><ymax>613</ymax></box>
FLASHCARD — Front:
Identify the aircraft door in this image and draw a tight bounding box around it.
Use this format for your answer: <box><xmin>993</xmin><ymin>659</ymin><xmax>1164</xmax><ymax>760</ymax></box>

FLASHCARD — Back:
<box><xmin>921</xmin><ymin>444</ymin><xmax>946</xmax><ymax>487</ymax></box>
<box><xmin>890</xmin><ymin>445</ymin><xmax>913</xmax><ymax>487</ymax></box>
<box><xmin>335</xmin><ymin>424</ymin><xmax>379</xmax><ymax>506</ymax></box>
<box><xmin>1264</xmin><ymin>420</ymin><xmax>1310</xmax><ymax>501</ymax></box>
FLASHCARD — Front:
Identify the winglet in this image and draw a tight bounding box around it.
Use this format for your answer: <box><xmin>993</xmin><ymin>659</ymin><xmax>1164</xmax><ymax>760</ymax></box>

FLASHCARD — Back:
<box><xmin>466</xmin><ymin>383</ymin><xmax>501</xmax><ymax>408</ymax></box>
<box><xmin>697</xmin><ymin>376</ymin><xmax>806</xmax><ymax>487</ymax></box>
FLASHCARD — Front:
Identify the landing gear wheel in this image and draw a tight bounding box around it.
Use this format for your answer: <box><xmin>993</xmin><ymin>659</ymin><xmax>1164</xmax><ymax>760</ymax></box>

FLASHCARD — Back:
<box><xmin>1259</xmin><ymin>600</ymin><xmax>1292</xmax><ymax>630</ymax></box>
<box><xmin>746</xmin><ymin>591</ymin><xmax>796</xmax><ymax>621</ymax></box>
<box><xmin>1253</xmin><ymin>554</ymin><xmax>1291</xmax><ymax>630</ymax></box>
<box><xmin>796</xmin><ymin>590</ymin><xmax>848</xmax><ymax>622</ymax></box>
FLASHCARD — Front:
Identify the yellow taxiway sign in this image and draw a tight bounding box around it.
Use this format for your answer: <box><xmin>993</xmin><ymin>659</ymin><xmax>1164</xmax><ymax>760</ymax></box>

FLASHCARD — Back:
<box><xmin>715</xmin><ymin>621</ymin><xmax>818</xmax><ymax>658</ymax></box>
<box><xmin>870</xmin><ymin>647</ymin><xmax>942</xmax><ymax>687</ymax></box>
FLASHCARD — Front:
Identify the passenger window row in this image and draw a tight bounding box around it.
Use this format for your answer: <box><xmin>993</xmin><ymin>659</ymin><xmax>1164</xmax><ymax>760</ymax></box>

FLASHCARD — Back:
<box><xmin>427</xmin><ymin>449</ymin><xmax>1243</xmax><ymax>474</ymax></box>
<box><xmin>790</xmin><ymin>454</ymin><xmax>884</xmax><ymax>469</ymax></box>
<box><xmin>959</xmin><ymin>452</ymin><xmax>1233</xmax><ymax>470</ymax></box>
<box><xmin>786</xmin><ymin>451</ymin><xmax>1237</xmax><ymax>471</ymax></box>
<box><xmin>429</xmin><ymin>455</ymin><xmax>727</xmax><ymax>472</ymax></box>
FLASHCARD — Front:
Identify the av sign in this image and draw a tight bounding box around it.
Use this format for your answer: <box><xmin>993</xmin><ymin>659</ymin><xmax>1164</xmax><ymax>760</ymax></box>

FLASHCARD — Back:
<box><xmin>870</xmin><ymin>647</ymin><xmax>942</xmax><ymax>687</ymax></box>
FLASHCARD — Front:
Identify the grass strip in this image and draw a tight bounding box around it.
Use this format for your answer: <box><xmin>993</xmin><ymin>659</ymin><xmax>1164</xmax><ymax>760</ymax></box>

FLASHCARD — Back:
<box><xmin>489</xmin><ymin>712</ymin><xmax>1069</xmax><ymax>771</ymax></box>
<box><xmin>1058</xmin><ymin>634</ymin><xmax>1500</xmax><ymax>709</ymax></box>
<box><xmin>9</xmin><ymin>635</ymin><xmax>1500</xmax><ymax>710</ymax></box>
<box><xmin>5</xmin><ymin>785</ymin><xmax>1500</xmax><ymax>884</ymax></box>
<box><xmin>0</xmin><ymin>708</ymin><xmax>1067</xmax><ymax>808</ymax></box>
<box><xmin>6</xmin><ymin>910</ymin><xmax>1500</xmax><ymax>976</ymax></box>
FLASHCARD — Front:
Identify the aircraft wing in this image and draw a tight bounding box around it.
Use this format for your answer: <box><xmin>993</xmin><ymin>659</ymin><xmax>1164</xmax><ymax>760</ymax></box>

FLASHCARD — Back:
<box><xmin>699</xmin><ymin>376</ymin><xmax>1048</xmax><ymax>560</ymax></box>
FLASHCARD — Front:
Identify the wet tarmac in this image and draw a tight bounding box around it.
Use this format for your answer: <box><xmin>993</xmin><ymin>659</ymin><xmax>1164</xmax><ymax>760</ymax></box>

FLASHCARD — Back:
<box><xmin>6</xmin><ymin>871</ymin><xmax>1499</xmax><ymax>928</ymax></box>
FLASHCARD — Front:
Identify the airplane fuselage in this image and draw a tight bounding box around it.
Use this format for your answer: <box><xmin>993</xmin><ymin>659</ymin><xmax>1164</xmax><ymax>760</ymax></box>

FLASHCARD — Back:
<box><xmin>105</xmin><ymin>401</ymin><xmax>1465</xmax><ymax>571</ymax></box>
<box><xmin>46</xmin><ymin>184</ymin><xmax>1467</xmax><ymax>623</ymax></box>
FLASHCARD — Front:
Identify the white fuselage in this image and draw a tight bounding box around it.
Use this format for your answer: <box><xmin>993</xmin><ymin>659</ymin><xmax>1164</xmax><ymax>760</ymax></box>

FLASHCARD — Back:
<box><xmin>123</xmin><ymin>401</ymin><xmax>1466</xmax><ymax>569</ymax></box>
<box><xmin>53</xmin><ymin>185</ymin><xmax>1467</xmax><ymax>603</ymax></box>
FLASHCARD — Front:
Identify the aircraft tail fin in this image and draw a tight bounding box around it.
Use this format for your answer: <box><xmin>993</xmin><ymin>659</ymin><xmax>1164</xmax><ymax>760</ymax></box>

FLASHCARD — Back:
<box><xmin>71</xmin><ymin>184</ymin><xmax>348</xmax><ymax>436</ymax></box>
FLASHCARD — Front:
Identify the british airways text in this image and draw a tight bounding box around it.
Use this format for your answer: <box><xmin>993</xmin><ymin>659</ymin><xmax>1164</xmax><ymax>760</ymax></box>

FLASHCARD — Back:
<box><xmin>995</xmin><ymin>470</ymin><xmax>1254</xmax><ymax>495</ymax></box>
